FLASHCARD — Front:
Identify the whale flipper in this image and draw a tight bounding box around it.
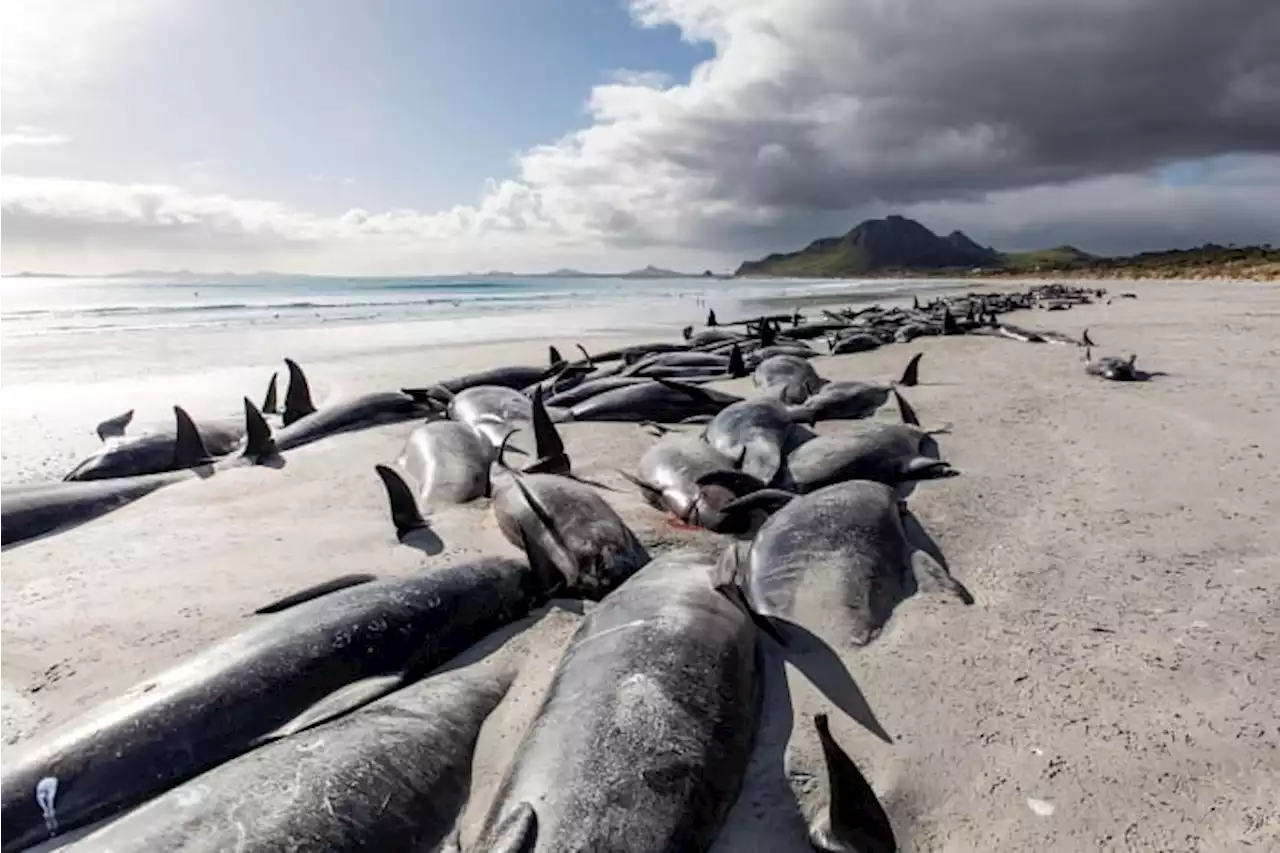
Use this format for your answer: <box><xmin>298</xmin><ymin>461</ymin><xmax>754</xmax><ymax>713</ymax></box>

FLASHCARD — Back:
<box><xmin>892</xmin><ymin>388</ymin><xmax>919</xmax><ymax>426</ymax></box>
<box><xmin>268</xmin><ymin>674</ymin><xmax>406</xmax><ymax>740</ymax></box>
<box><xmin>374</xmin><ymin>464</ymin><xmax>430</xmax><ymax>540</ymax></box>
<box><xmin>283</xmin><ymin>358</ymin><xmax>317</xmax><ymax>425</ymax></box>
<box><xmin>615</xmin><ymin>469</ymin><xmax>664</xmax><ymax>504</ymax></box>
<box><xmin>261</xmin><ymin>372</ymin><xmax>279</xmax><ymax>415</ymax></box>
<box><xmin>95</xmin><ymin>409</ymin><xmax>134</xmax><ymax>441</ymax></box>
<box><xmin>242</xmin><ymin>397</ymin><xmax>277</xmax><ymax>461</ymax></box>
<box><xmin>695</xmin><ymin>468</ymin><xmax>769</xmax><ymax>497</ymax></box>
<box><xmin>896</xmin><ymin>457</ymin><xmax>959</xmax><ymax>482</ymax></box>
<box><xmin>172</xmin><ymin>406</ymin><xmax>212</xmax><ymax>468</ymax></box>
<box><xmin>254</xmin><ymin>574</ymin><xmax>379</xmax><ymax>614</ymax></box>
<box><xmin>810</xmin><ymin>713</ymin><xmax>897</xmax><ymax>853</ymax></box>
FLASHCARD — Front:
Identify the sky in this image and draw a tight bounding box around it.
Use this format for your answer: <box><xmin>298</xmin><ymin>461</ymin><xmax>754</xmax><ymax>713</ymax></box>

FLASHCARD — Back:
<box><xmin>1</xmin><ymin>0</ymin><xmax>1277</xmax><ymax>275</ymax></box>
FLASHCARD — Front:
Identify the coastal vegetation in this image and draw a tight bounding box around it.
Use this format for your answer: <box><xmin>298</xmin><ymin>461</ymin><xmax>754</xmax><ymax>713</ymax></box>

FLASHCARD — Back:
<box><xmin>735</xmin><ymin>215</ymin><xmax>1279</xmax><ymax>281</ymax></box>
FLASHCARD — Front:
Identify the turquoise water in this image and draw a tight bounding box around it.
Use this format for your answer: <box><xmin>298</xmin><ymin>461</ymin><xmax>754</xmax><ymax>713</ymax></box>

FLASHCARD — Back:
<box><xmin>0</xmin><ymin>273</ymin><xmax>952</xmax><ymax>339</ymax></box>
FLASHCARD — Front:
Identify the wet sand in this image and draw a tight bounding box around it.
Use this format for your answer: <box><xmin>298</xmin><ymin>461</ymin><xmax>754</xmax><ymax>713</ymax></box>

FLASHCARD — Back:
<box><xmin>3</xmin><ymin>278</ymin><xmax>1278</xmax><ymax>851</ymax></box>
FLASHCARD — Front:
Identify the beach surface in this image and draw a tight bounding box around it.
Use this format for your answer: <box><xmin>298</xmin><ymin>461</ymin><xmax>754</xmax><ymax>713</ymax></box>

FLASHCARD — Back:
<box><xmin>3</xmin><ymin>278</ymin><xmax>1278</xmax><ymax>851</ymax></box>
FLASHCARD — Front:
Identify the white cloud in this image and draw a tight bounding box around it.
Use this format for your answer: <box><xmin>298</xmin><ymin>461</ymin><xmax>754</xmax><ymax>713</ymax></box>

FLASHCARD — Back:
<box><xmin>1</xmin><ymin>0</ymin><xmax>168</xmax><ymax>109</ymax></box>
<box><xmin>477</xmin><ymin>0</ymin><xmax>1280</xmax><ymax>252</ymax></box>
<box><xmin>0</xmin><ymin>126</ymin><xmax>70</xmax><ymax>148</ymax></box>
<box><xmin>2</xmin><ymin>0</ymin><xmax>1277</xmax><ymax>273</ymax></box>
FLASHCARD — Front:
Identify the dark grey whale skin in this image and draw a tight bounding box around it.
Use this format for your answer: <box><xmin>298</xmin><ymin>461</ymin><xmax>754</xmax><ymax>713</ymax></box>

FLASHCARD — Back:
<box><xmin>274</xmin><ymin>390</ymin><xmax>429</xmax><ymax>452</ymax></box>
<box><xmin>472</xmin><ymin>552</ymin><xmax>762</xmax><ymax>853</ymax></box>
<box><xmin>0</xmin><ymin>557</ymin><xmax>538</xmax><ymax>853</ymax></box>
<box><xmin>62</xmin><ymin>421</ymin><xmax>243</xmax><ymax>482</ymax></box>
<box><xmin>55</xmin><ymin>661</ymin><xmax>516</xmax><ymax>853</ymax></box>
<box><xmin>568</xmin><ymin>380</ymin><xmax>741</xmax><ymax>423</ymax></box>
<box><xmin>2</xmin><ymin>470</ymin><xmax>192</xmax><ymax>548</ymax></box>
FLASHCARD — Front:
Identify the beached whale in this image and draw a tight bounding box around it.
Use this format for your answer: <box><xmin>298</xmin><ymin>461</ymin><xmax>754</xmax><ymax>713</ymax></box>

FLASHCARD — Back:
<box><xmin>0</xmin><ymin>556</ymin><xmax>540</xmax><ymax>851</ymax></box>
<box><xmin>789</xmin><ymin>353</ymin><xmax>922</xmax><ymax>423</ymax></box>
<box><xmin>273</xmin><ymin>359</ymin><xmax>432</xmax><ymax>452</ymax></box>
<box><xmin>720</xmin><ymin>479</ymin><xmax>968</xmax><ymax>648</ymax></box>
<box><xmin>386</xmin><ymin>419</ymin><xmax>497</xmax><ymax>507</ymax></box>
<box><xmin>470</xmin><ymin>551</ymin><xmax>763</xmax><ymax>853</ymax></box>
<box><xmin>568</xmin><ymin>378</ymin><xmax>741</xmax><ymax>423</ymax></box>
<box><xmin>1084</xmin><ymin>347</ymin><xmax>1142</xmax><ymax>381</ymax></box>
<box><xmin>753</xmin><ymin>353</ymin><xmax>827</xmax><ymax>404</ymax></box>
<box><xmin>492</xmin><ymin>470</ymin><xmax>649</xmax><ymax>600</ymax></box>
<box><xmin>54</xmin><ymin>656</ymin><xmax>517</xmax><ymax>853</ymax></box>
<box><xmin>619</xmin><ymin>430</ymin><xmax>756</xmax><ymax>532</ymax></box>
<box><xmin>413</xmin><ymin>384</ymin><xmax>535</xmax><ymax>451</ymax></box>
<box><xmin>705</xmin><ymin>396</ymin><xmax>812</xmax><ymax>485</ymax></box>
<box><xmin>2</xmin><ymin>401</ymin><xmax>275</xmax><ymax>549</ymax></box>
<box><xmin>434</xmin><ymin>348</ymin><xmax>581</xmax><ymax>395</ymax></box>
<box><xmin>63</xmin><ymin>407</ymin><xmax>244</xmax><ymax>482</ymax></box>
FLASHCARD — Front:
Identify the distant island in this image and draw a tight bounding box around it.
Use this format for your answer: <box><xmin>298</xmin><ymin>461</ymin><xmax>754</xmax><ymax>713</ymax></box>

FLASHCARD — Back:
<box><xmin>735</xmin><ymin>214</ymin><xmax>1279</xmax><ymax>281</ymax></box>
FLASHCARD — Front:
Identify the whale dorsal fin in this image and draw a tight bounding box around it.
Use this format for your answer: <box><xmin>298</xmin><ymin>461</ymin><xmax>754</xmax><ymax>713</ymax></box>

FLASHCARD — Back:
<box><xmin>810</xmin><ymin>713</ymin><xmax>897</xmax><ymax>853</ymax></box>
<box><xmin>896</xmin><ymin>352</ymin><xmax>923</xmax><ymax>388</ymax></box>
<box><xmin>283</xmin><ymin>358</ymin><xmax>317</xmax><ymax>425</ymax></box>
<box><xmin>172</xmin><ymin>406</ymin><xmax>212</xmax><ymax>468</ymax></box>
<box><xmin>548</xmin><ymin>345</ymin><xmax>563</xmax><ymax>367</ymax></box>
<box><xmin>241</xmin><ymin>397</ymin><xmax>277</xmax><ymax>461</ymax></box>
<box><xmin>374</xmin><ymin>464</ymin><xmax>429</xmax><ymax>540</ymax></box>
<box><xmin>523</xmin><ymin>386</ymin><xmax>569</xmax><ymax>475</ymax></box>
<box><xmin>254</xmin><ymin>574</ymin><xmax>378</xmax><ymax>614</ymax></box>
<box><xmin>96</xmin><ymin>409</ymin><xmax>134</xmax><ymax>441</ymax></box>
<box><xmin>727</xmin><ymin>344</ymin><xmax>746</xmax><ymax>378</ymax></box>
<box><xmin>261</xmin><ymin>372</ymin><xmax>279</xmax><ymax>415</ymax></box>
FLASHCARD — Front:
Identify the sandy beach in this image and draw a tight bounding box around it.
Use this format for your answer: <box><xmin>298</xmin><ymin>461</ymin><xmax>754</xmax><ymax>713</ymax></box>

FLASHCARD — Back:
<box><xmin>3</xmin><ymin>278</ymin><xmax>1278</xmax><ymax>851</ymax></box>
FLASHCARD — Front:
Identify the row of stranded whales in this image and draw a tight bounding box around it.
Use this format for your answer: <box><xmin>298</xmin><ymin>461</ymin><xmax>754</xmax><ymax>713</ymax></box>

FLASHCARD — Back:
<box><xmin>4</xmin><ymin>283</ymin><xmax>1156</xmax><ymax>852</ymax></box>
<box><xmin>54</xmin><ymin>655</ymin><xmax>516</xmax><ymax>853</ymax></box>
<box><xmin>0</xmin><ymin>401</ymin><xmax>276</xmax><ymax>548</ymax></box>
<box><xmin>0</xmin><ymin>556</ymin><xmax>550</xmax><ymax>852</ymax></box>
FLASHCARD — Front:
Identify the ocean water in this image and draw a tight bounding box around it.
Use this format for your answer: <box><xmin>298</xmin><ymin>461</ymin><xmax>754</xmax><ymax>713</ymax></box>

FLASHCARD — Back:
<box><xmin>1</xmin><ymin>273</ymin><xmax>959</xmax><ymax>483</ymax></box>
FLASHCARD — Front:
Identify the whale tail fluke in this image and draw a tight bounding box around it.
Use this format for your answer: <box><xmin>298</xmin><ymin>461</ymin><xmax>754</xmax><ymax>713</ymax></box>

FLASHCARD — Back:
<box><xmin>283</xmin><ymin>358</ymin><xmax>317</xmax><ymax>425</ymax></box>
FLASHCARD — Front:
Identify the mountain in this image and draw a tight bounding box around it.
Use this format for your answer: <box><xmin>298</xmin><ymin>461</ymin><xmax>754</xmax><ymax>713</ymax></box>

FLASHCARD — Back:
<box><xmin>735</xmin><ymin>215</ymin><xmax>1002</xmax><ymax>277</ymax></box>
<box><xmin>945</xmin><ymin>230</ymin><xmax>1003</xmax><ymax>265</ymax></box>
<box><xmin>620</xmin><ymin>265</ymin><xmax>688</xmax><ymax>278</ymax></box>
<box><xmin>1001</xmin><ymin>245</ymin><xmax>1096</xmax><ymax>269</ymax></box>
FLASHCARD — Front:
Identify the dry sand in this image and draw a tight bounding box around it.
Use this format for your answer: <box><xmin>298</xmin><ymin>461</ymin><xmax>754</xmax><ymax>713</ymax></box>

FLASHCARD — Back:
<box><xmin>3</xmin><ymin>279</ymin><xmax>1279</xmax><ymax>851</ymax></box>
